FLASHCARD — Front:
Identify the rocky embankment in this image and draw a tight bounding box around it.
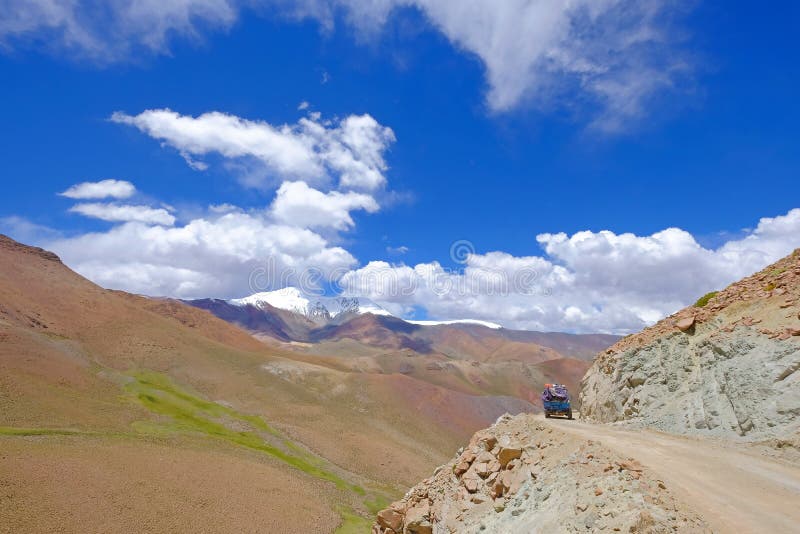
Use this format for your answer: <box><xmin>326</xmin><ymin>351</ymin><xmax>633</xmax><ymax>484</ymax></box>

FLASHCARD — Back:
<box><xmin>581</xmin><ymin>249</ymin><xmax>800</xmax><ymax>449</ymax></box>
<box><xmin>373</xmin><ymin>413</ymin><xmax>708</xmax><ymax>533</ymax></box>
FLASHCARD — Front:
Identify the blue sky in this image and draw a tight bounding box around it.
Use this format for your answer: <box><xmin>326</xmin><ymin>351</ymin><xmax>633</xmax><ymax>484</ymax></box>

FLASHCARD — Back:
<box><xmin>1</xmin><ymin>1</ymin><xmax>799</xmax><ymax>333</ymax></box>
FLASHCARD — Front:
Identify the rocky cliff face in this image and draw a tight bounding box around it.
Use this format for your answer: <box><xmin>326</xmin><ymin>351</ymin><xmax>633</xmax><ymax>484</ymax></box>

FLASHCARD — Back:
<box><xmin>373</xmin><ymin>413</ymin><xmax>708</xmax><ymax>533</ymax></box>
<box><xmin>581</xmin><ymin>249</ymin><xmax>800</xmax><ymax>447</ymax></box>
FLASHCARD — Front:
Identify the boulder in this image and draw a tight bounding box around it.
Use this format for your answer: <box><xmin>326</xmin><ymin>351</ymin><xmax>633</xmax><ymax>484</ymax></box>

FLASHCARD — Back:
<box><xmin>406</xmin><ymin>522</ymin><xmax>433</xmax><ymax>534</ymax></box>
<box><xmin>376</xmin><ymin>509</ymin><xmax>403</xmax><ymax>532</ymax></box>
<box><xmin>390</xmin><ymin>501</ymin><xmax>408</xmax><ymax>515</ymax></box>
<box><xmin>490</xmin><ymin>479</ymin><xmax>504</xmax><ymax>498</ymax></box>
<box><xmin>404</xmin><ymin>501</ymin><xmax>430</xmax><ymax>533</ymax></box>
<box><xmin>475</xmin><ymin>451</ymin><xmax>495</xmax><ymax>464</ymax></box>
<box><xmin>454</xmin><ymin>460</ymin><xmax>470</xmax><ymax>475</ymax></box>
<box><xmin>461</xmin><ymin>449</ymin><xmax>477</xmax><ymax>464</ymax></box>
<box><xmin>675</xmin><ymin>317</ymin><xmax>695</xmax><ymax>332</ymax></box>
<box><xmin>462</xmin><ymin>472</ymin><xmax>481</xmax><ymax>493</ymax></box>
<box><xmin>497</xmin><ymin>447</ymin><xmax>523</xmax><ymax>467</ymax></box>
<box><xmin>473</xmin><ymin>462</ymin><xmax>490</xmax><ymax>478</ymax></box>
<box><xmin>481</xmin><ymin>436</ymin><xmax>497</xmax><ymax>451</ymax></box>
<box><xmin>487</xmin><ymin>458</ymin><xmax>501</xmax><ymax>474</ymax></box>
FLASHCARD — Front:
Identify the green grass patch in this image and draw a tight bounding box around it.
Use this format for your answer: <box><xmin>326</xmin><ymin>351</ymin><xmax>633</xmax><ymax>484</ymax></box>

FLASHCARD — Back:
<box><xmin>334</xmin><ymin>506</ymin><xmax>374</xmax><ymax>534</ymax></box>
<box><xmin>0</xmin><ymin>426</ymin><xmax>86</xmax><ymax>436</ymax></box>
<box><xmin>693</xmin><ymin>291</ymin><xmax>719</xmax><ymax>308</ymax></box>
<box><xmin>125</xmin><ymin>370</ymin><xmax>364</xmax><ymax>495</ymax></box>
<box><xmin>364</xmin><ymin>495</ymin><xmax>391</xmax><ymax>516</ymax></box>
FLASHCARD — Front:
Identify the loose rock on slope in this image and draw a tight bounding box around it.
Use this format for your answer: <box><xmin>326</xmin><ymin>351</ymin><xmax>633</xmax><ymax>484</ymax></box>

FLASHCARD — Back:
<box><xmin>581</xmin><ymin>249</ymin><xmax>800</xmax><ymax>451</ymax></box>
<box><xmin>373</xmin><ymin>413</ymin><xmax>708</xmax><ymax>533</ymax></box>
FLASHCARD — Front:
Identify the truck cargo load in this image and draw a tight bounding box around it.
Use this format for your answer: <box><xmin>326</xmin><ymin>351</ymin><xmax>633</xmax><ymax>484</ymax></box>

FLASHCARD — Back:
<box><xmin>541</xmin><ymin>383</ymin><xmax>573</xmax><ymax>419</ymax></box>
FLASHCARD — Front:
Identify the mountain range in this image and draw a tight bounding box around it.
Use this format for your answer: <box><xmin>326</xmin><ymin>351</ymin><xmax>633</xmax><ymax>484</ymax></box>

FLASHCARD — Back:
<box><xmin>0</xmin><ymin>234</ymin><xmax>617</xmax><ymax>532</ymax></box>
<box><xmin>184</xmin><ymin>289</ymin><xmax>618</xmax><ymax>413</ymax></box>
<box><xmin>3</xmin><ymin>234</ymin><xmax>798</xmax><ymax>533</ymax></box>
<box><xmin>186</xmin><ymin>287</ymin><xmax>615</xmax><ymax>361</ymax></box>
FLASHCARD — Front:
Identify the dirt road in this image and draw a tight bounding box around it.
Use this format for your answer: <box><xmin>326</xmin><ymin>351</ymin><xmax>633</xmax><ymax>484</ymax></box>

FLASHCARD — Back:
<box><xmin>545</xmin><ymin>416</ymin><xmax>800</xmax><ymax>533</ymax></box>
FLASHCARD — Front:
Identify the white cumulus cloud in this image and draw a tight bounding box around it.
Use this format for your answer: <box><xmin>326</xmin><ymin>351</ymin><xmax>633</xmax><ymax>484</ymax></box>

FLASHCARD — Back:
<box><xmin>13</xmin><ymin>199</ymin><xmax>800</xmax><ymax>333</ymax></box>
<box><xmin>33</xmin><ymin>107</ymin><xmax>392</xmax><ymax>300</ymax></box>
<box><xmin>69</xmin><ymin>202</ymin><xmax>176</xmax><ymax>226</ymax></box>
<box><xmin>111</xmin><ymin>109</ymin><xmax>395</xmax><ymax>190</ymax></box>
<box><xmin>269</xmin><ymin>181</ymin><xmax>379</xmax><ymax>230</ymax></box>
<box><xmin>338</xmin><ymin>209</ymin><xmax>800</xmax><ymax>334</ymax></box>
<box><xmin>45</xmin><ymin>212</ymin><xmax>358</xmax><ymax>299</ymax></box>
<box><xmin>59</xmin><ymin>179</ymin><xmax>136</xmax><ymax>199</ymax></box>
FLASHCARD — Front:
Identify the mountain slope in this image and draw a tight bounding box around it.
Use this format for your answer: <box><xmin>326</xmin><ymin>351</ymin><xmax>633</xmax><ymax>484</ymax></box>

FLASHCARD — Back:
<box><xmin>186</xmin><ymin>295</ymin><xmax>617</xmax><ymax>363</ymax></box>
<box><xmin>184</xmin><ymin>298</ymin><xmax>619</xmax><ymax>414</ymax></box>
<box><xmin>0</xmin><ymin>234</ymin><xmax>558</xmax><ymax>533</ymax></box>
<box><xmin>188</xmin><ymin>297</ymin><xmax>313</xmax><ymax>341</ymax></box>
<box><xmin>0</xmin><ymin>235</ymin><xmax>372</xmax><ymax>531</ymax></box>
<box><xmin>580</xmin><ymin>248</ymin><xmax>800</xmax><ymax>449</ymax></box>
<box><xmin>372</xmin><ymin>413</ymin><xmax>710</xmax><ymax>533</ymax></box>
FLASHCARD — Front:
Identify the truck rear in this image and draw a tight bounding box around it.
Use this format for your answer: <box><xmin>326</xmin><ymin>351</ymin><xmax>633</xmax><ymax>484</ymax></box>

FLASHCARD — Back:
<box><xmin>541</xmin><ymin>383</ymin><xmax>573</xmax><ymax>419</ymax></box>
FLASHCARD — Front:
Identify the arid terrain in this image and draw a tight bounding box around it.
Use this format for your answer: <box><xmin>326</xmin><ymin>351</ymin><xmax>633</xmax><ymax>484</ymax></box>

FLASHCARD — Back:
<box><xmin>0</xmin><ymin>235</ymin><xmax>613</xmax><ymax>533</ymax></box>
<box><xmin>187</xmin><ymin>293</ymin><xmax>615</xmax><ymax>412</ymax></box>
<box><xmin>5</xmin><ymin>234</ymin><xmax>800</xmax><ymax>533</ymax></box>
<box><xmin>581</xmin><ymin>248</ymin><xmax>800</xmax><ymax>452</ymax></box>
<box><xmin>374</xmin><ymin>249</ymin><xmax>800</xmax><ymax>533</ymax></box>
<box><xmin>3</xmin><ymin>3</ymin><xmax>797</xmax><ymax>532</ymax></box>
<box><xmin>373</xmin><ymin>412</ymin><xmax>800</xmax><ymax>533</ymax></box>
<box><xmin>556</xmin><ymin>417</ymin><xmax>800</xmax><ymax>532</ymax></box>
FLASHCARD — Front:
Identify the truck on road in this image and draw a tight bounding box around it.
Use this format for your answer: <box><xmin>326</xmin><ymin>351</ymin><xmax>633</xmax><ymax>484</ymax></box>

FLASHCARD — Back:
<box><xmin>542</xmin><ymin>383</ymin><xmax>573</xmax><ymax>419</ymax></box>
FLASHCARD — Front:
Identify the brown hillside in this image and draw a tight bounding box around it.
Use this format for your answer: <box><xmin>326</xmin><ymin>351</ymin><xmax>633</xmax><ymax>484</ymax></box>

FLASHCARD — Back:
<box><xmin>0</xmin><ymin>234</ymin><xmax>558</xmax><ymax>532</ymax></box>
<box><xmin>581</xmin><ymin>248</ymin><xmax>800</xmax><ymax>447</ymax></box>
<box><xmin>604</xmin><ymin>248</ymin><xmax>800</xmax><ymax>356</ymax></box>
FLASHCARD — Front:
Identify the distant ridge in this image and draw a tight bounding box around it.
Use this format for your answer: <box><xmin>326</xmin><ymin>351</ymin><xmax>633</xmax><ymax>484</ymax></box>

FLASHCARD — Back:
<box><xmin>185</xmin><ymin>290</ymin><xmax>619</xmax><ymax>363</ymax></box>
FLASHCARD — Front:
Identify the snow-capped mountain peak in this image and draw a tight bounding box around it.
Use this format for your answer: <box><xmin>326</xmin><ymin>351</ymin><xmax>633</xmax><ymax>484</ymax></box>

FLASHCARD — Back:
<box><xmin>229</xmin><ymin>288</ymin><xmax>393</xmax><ymax>319</ymax></box>
<box><xmin>230</xmin><ymin>288</ymin><xmax>309</xmax><ymax>314</ymax></box>
<box><xmin>229</xmin><ymin>288</ymin><xmax>502</xmax><ymax>329</ymax></box>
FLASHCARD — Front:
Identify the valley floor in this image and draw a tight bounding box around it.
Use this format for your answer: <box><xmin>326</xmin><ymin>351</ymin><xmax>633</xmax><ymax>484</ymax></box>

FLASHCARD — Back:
<box><xmin>550</xmin><ymin>415</ymin><xmax>800</xmax><ymax>533</ymax></box>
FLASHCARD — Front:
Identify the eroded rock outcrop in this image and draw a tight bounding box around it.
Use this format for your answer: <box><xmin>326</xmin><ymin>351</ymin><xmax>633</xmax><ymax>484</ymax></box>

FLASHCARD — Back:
<box><xmin>581</xmin><ymin>249</ymin><xmax>800</xmax><ymax>448</ymax></box>
<box><xmin>373</xmin><ymin>413</ymin><xmax>708</xmax><ymax>533</ymax></box>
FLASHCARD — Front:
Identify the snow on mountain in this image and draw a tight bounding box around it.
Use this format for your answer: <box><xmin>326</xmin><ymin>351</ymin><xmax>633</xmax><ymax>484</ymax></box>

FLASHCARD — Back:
<box><xmin>353</xmin><ymin>301</ymin><xmax>395</xmax><ymax>317</ymax></box>
<box><xmin>230</xmin><ymin>288</ymin><xmax>309</xmax><ymax>313</ymax></box>
<box><xmin>230</xmin><ymin>288</ymin><xmax>503</xmax><ymax>329</ymax></box>
<box><xmin>406</xmin><ymin>319</ymin><xmax>503</xmax><ymax>329</ymax></box>
<box><xmin>229</xmin><ymin>288</ymin><xmax>393</xmax><ymax>319</ymax></box>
